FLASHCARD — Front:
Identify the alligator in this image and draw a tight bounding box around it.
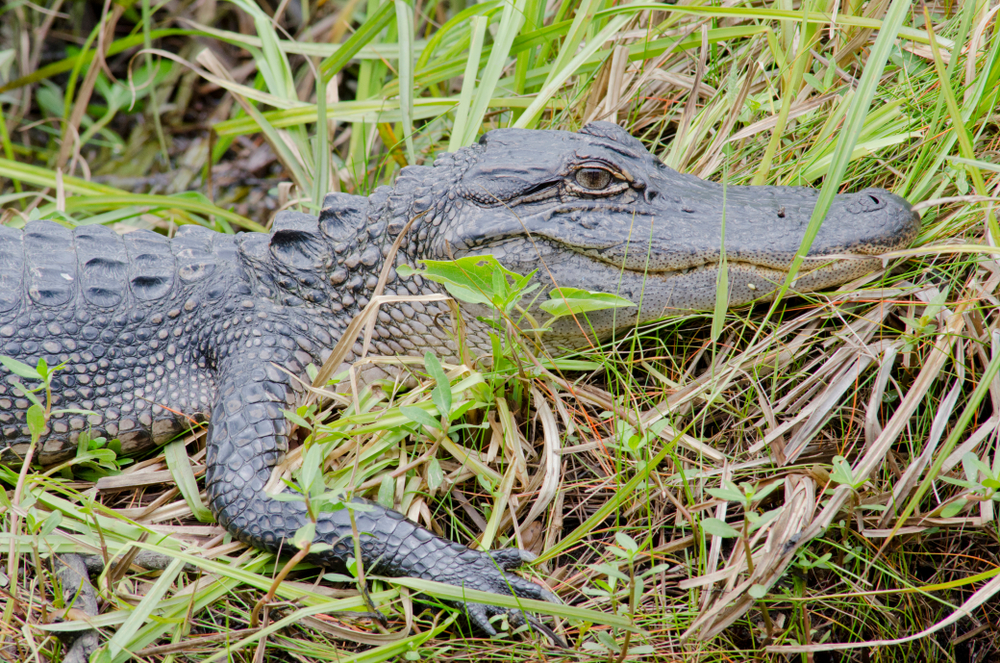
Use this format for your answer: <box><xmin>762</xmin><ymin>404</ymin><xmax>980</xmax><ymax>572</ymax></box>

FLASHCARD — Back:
<box><xmin>0</xmin><ymin>122</ymin><xmax>919</xmax><ymax>634</ymax></box>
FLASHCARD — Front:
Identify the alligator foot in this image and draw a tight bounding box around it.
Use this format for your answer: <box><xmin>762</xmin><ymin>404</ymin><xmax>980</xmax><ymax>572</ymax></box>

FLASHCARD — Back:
<box><xmin>423</xmin><ymin>548</ymin><xmax>561</xmax><ymax>639</ymax></box>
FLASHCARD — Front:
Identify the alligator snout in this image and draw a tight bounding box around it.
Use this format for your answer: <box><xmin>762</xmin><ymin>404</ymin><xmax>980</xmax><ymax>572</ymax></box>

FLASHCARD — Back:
<box><xmin>828</xmin><ymin>188</ymin><xmax>920</xmax><ymax>254</ymax></box>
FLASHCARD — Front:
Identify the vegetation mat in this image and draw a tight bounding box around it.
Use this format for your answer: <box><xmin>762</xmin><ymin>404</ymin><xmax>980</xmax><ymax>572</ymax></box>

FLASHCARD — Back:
<box><xmin>1</xmin><ymin>0</ymin><xmax>1000</xmax><ymax>660</ymax></box>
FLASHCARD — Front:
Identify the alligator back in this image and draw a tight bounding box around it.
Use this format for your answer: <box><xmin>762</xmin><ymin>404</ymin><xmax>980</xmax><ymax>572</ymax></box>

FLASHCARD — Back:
<box><xmin>0</xmin><ymin>221</ymin><xmax>241</xmax><ymax>464</ymax></box>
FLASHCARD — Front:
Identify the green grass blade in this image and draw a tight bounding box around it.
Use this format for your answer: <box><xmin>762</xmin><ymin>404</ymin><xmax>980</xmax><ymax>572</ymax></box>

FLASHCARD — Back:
<box><xmin>387</xmin><ymin>577</ymin><xmax>636</xmax><ymax>628</ymax></box>
<box><xmin>899</xmin><ymin>0</ymin><xmax>977</xmax><ymax>200</ymax></box>
<box><xmin>461</xmin><ymin>0</ymin><xmax>527</xmax><ymax>144</ymax></box>
<box><xmin>711</xmin><ymin>183</ymin><xmax>728</xmax><ymax>343</ymax></box>
<box><xmin>415</xmin><ymin>1</ymin><xmax>502</xmax><ymax>70</ymax></box>
<box><xmin>0</xmin><ymin>157</ymin><xmax>263</xmax><ymax>230</ymax></box>
<box><xmin>540</xmin><ymin>0</ymin><xmax>601</xmax><ymax>92</ymax></box>
<box><xmin>514</xmin><ymin>13</ymin><xmax>633</xmax><ymax>129</ymax></box>
<box><xmin>163</xmin><ymin>439</ymin><xmax>212</xmax><ymax>523</ymax></box>
<box><xmin>447</xmin><ymin>16</ymin><xmax>488</xmax><ymax>152</ymax></box>
<box><xmin>881</xmin><ymin>337</ymin><xmax>1000</xmax><ymax>544</ymax></box>
<box><xmin>314</xmin><ymin>71</ymin><xmax>330</xmax><ymax>205</ymax></box>
<box><xmin>751</xmin><ymin>0</ymin><xmax>818</xmax><ymax>184</ymax></box>
<box><xmin>320</xmin><ymin>0</ymin><xmax>396</xmax><ymax>80</ymax></box>
<box><xmin>922</xmin><ymin>8</ymin><xmax>999</xmax><ymax>241</ymax></box>
<box><xmin>104</xmin><ymin>557</ymin><xmax>185</xmax><ymax>659</ymax></box>
<box><xmin>394</xmin><ymin>0</ymin><xmax>416</xmax><ymax>163</ymax></box>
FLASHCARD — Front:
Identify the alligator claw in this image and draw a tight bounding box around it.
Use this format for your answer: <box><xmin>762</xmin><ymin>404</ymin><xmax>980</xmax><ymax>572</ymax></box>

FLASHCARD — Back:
<box><xmin>440</xmin><ymin>547</ymin><xmax>560</xmax><ymax>638</ymax></box>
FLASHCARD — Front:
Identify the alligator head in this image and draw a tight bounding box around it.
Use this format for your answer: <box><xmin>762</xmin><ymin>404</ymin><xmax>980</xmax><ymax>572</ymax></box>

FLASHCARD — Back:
<box><xmin>311</xmin><ymin>122</ymin><xmax>919</xmax><ymax>358</ymax></box>
<box><xmin>401</xmin><ymin>121</ymin><xmax>919</xmax><ymax>349</ymax></box>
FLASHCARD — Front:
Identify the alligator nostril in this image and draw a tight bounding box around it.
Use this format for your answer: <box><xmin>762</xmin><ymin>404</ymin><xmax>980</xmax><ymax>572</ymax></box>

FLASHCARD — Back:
<box><xmin>868</xmin><ymin>194</ymin><xmax>880</xmax><ymax>204</ymax></box>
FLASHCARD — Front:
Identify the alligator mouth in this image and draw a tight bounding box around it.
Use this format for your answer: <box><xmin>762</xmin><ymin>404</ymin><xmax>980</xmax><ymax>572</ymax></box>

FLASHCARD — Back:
<box><xmin>585</xmin><ymin>248</ymin><xmax>878</xmax><ymax>282</ymax></box>
<box><xmin>644</xmin><ymin>256</ymin><xmax>845</xmax><ymax>277</ymax></box>
<box><xmin>542</xmin><ymin>247</ymin><xmax>887</xmax><ymax>317</ymax></box>
<box><xmin>646</xmin><ymin>260</ymin><xmax>797</xmax><ymax>285</ymax></box>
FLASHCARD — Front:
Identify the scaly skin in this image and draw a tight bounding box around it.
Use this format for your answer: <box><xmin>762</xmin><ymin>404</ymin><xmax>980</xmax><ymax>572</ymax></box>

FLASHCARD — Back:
<box><xmin>0</xmin><ymin>122</ymin><xmax>919</xmax><ymax>633</ymax></box>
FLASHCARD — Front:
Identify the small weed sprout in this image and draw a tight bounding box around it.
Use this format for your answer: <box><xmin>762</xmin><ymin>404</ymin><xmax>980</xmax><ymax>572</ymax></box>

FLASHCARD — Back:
<box><xmin>398</xmin><ymin>256</ymin><xmax>633</xmax><ymax>360</ymax></box>
<box><xmin>702</xmin><ymin>479</ymin><xmax>783</xmax><ymax>638</ymax></box>
<box><xmin>0</xmin><ymin>355</ymin><xmax>102</xmax><ymax>470</ymax></box>
<box><xmin>581</xmin><ymin>532</ymin><xmax>657</xmax><ymax>657</ymax></box>
<box><xmin>827</xmin><ymin>455</ymin><xmax>868</xmax><ymax>492</ymax></box>
<box><xmin>899</xmin><ymin>287</ymin><xmax>949</xmax><ymax>353</ymax></box>
<box><xmin>938</xmin><ymin>451</ymin><xmax>1000</xmax><ymax>518</ymax></box>
<box><xmin>276</xmin><ymin>403</ymin><xmax>375</xmax><ymax>558</ymax></box>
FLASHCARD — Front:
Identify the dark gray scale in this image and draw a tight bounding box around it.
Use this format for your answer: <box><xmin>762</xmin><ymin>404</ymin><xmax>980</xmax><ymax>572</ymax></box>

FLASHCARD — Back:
<box><xmin>264</xmin><ymin>212</ymin><xmax>334</xmax><ymax>306</ymax></box>
<box><xmin>173</xmin><ymin>225</ymin><xmax>218</xmax><ymax>285</ymax></box>
<box><xmin>319</xmin><ymin>193</ymin><xmax>368</xmax><ymax>242</ymax></box>
<box><xmin>0</xmin><ymin>224</ymin><xmax>24</xmax><ymax>313</ymax></box>
<box><xmin>268</xmin><ymin>211</ymin><xmax>329</xmax><ymax>270</ymax></box>
<box><xmin>125</xmin><ymin>230</ymin><xmax>174</xmax><ymax>301</ymax></box>
<box><xmin>75</xmin><ymin>225</ymin><xmax>128</xmax><ymax>308</ymax></box>
<box><xmin>24</xmin><ymin>220</ymin><xmax>77</xmax><ymax>308</ymax></box>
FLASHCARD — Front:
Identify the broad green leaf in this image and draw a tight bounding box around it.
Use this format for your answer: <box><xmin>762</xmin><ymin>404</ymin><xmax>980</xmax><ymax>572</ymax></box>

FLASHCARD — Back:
<box><xmin>431</xmin><ymin>384</ymin><xmax>451</xmax><ymax>421</ymax></box>
<box><xmin>0</xmin><ymin>355</ymin><xmax>42</xmax><ymax>381</ymax></box>
<box><xmin>752</xmin><ymin>480</ymin><xmax>784</xmax><ymax>503</ymax></box>
<box><xmin>26</xmin><ymin>405</ymin><xmax>46</xmax><ymax>439</ymax></box>
<box><xmin>940</xmin><ymin>499</ymin><xmax>968</xmax><ymax>518</ymax></box>
<box><xmin>400</xmin><ymin>405</ymin><xmax>441</xmax><ymax>430</ymax></box>
<box><xmin>424</xmin><ymin>352</ymin><xmax>451</xmax><ymax>395</ymax></box>
<box><xmin>748</xmin><ymin>508</ymin><xmax>782</xmax><ymax>533</ymax></box>
<box><xmin>706</xmin><ymin>486</ymin><xmax>746</xmax><ymax>503</ymax></box>
<box><xmin>701</xmin><ymin>517</ymin><xmax>739</xmax><ymax>538</ymax></box>
<box><xmin>294</xmin><ymin>521</ymin><xmax>316</xmax><ymax>550</ymax></box>
<box><xmin>830</xmin><ymin>455</ymin><xmax>856</xmax><ymax>487</ymax></box>
<box><xmin>614</xmin><ymin>531</ymin><xmax>639</xmax><ymax>554</ymax></box>
<box><xmin>539</xmin><ymin>287</ymin><xmax>635</xmax><ymax>319</ymax></box>
<box><xmin>427</xmin><ymin>458</ymin><xmax>444</xmax><ymax>491</ymax></box>
<box><xmin>284</xmin><ymin>406</ymin><xmax>313</xmax><ymax>429</ymax></box>
<box><xmin>961</xmin><ymin>451</ymin><xmax>990</xmax><ymax>483</ymax></box>
<box><xmin>38</xmin><ymin>511</ymin><xmax>62</xmax><ymax>537</ymax></box>
<box><xmin>10</xmin><ymin>380</ymin><xmax>43</xmax><ymax>410</ymax></box>
<box><xmin>398</xmin><ymin>256</ymin><xmax>534</xmax><ymax>313</ymax></box>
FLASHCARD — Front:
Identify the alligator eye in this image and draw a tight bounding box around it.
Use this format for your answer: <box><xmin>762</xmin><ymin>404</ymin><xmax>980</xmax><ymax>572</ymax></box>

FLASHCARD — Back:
<box><xmin>575</xmin><ymin>168</ymin><xmax>612</xmax><ymax>190</ymax></box>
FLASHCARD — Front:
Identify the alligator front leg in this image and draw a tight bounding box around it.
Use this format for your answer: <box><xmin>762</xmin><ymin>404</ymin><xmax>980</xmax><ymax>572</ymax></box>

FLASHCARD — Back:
<box><xmin>204</xmin><ymin>360</ymin><xmax>556</xmax><ymax>635</ymax></box>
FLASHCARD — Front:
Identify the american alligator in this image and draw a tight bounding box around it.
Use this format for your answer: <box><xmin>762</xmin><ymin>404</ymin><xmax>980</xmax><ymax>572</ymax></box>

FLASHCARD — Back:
<box><xmin>0</xmin><ymin>122</ymin><xmax>919</xmax><ymax>634</ymax></box>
